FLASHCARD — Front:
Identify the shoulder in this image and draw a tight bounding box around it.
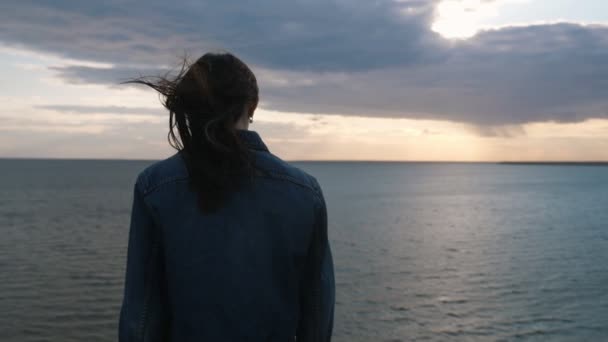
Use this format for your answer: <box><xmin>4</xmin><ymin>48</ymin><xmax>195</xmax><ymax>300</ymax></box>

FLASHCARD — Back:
<box><xmin>134</xmin><ymin>152</ymin><xmax>189</xmax><ymax>196</ymax></box>
<box><xmin>253</xmin><ymin>151</ymin><xmax>323</xmax><ymax>198</ymax></box>
<box><xmin>133</xmin><ymin>150</ymin><xmax>324</xmax><ymax>198</ymax></box>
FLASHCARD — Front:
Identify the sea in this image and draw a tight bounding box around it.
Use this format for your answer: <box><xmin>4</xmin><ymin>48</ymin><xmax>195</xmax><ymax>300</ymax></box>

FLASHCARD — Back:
<box><xmin>1</xmin><ymin>159</ymin><xmax>607</xmax><ymax>341</ymax></box>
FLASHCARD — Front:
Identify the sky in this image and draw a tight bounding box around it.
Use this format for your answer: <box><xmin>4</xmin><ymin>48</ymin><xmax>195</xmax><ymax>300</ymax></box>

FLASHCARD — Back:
<box><xmin>1</xmin><ymin>0</ymin><xmax>608</xmax><ymax>161</ymax></box>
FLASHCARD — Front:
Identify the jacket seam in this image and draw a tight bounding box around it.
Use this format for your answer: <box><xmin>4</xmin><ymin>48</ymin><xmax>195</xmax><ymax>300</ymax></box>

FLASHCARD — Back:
<box><xmin>138</xmin><ymin>231</ymin><xmax>160</xmax><ymax>340</ymax></box>
<box><xmin>311</xmin><ymin>195</ymin><xmax>325</xmax><ymax>341</ymax></box>
<box><xmin>306</xmin><ymin>176</ymin><xmax>324</xmax><ymax>202</ymax></box>
<box><xmin>141</xmin><ymin>176</ymin><xmax>190</xmax><ymax>197</ymax></box>
<box><xmin>257</xmin><ymin>171</ymin><xmax>317</xmax><ymax>194</ymax></box>
<box><xmin>141</xmin><ymin>171</ymin><xmax>318</xmax><ymax>198</ymax></box>
<box><xmin>132</xmin><ymin>183</ymin><xmax>163</xmax><ymax>341</ymax></box>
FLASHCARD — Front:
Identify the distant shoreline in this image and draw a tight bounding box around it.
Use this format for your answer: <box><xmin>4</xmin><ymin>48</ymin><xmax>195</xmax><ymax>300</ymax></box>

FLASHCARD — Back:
<box><xmin>499</xmin><ymin>162</ymin><xmax>608</xmax><ymax>166</ymax></box>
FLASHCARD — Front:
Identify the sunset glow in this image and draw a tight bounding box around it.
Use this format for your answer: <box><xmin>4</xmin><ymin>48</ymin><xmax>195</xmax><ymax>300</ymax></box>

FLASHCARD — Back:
<box><xmin>1</xmin><ymin>1</ymin><xmax>608</xmax><ymax>161</ymax></box>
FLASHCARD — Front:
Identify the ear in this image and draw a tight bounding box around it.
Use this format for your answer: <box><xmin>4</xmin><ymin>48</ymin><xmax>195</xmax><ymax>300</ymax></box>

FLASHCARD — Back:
<box><xmin>247</xmin><ymin>101</ymin><xmax>257</xmax><ymax>116</ymax></box>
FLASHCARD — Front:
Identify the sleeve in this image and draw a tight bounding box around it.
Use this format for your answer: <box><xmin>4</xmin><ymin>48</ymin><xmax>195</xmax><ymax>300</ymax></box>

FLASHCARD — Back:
<box><xmin>119</xmin><ymin>179</ymin><xmax>171</xmax><ymax>342</ymax></box>
<box><xmin>297</xmin><ymin>185</ymin><xmax>336</xmax><ymax>342</ymax></box>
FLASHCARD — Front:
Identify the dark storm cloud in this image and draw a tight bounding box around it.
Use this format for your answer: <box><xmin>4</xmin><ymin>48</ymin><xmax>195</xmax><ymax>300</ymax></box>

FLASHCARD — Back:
<box><xmin>0</xmin><ymin>0</ymin><xmax>441</xmax><ymax>71</ymax></box>
<box><xmin>2</xmin><ymin>1</ymin><xmax>608</xmax><ymax>126</ymax></box>
<box><xmin>258</xmin><ymin>24</ymin><xmax>608</xmax><ymax>125</ymax></box>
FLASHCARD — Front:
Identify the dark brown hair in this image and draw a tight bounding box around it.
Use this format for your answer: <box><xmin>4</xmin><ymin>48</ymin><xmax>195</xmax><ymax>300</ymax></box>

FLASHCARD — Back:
<box><xmin>125</xmin><ymin>52</ymin><xmax>259</xmax><ymax>213</ymax></box>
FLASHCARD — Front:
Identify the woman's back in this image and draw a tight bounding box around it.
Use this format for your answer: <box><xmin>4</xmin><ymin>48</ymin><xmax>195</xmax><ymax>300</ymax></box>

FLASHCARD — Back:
<box><xmin>118</xmin><ymin>52</ymin><xmax>334</xmax><ymax>341</ymax></box>
<box><xmin>119</xmin><ymin>130</ymin><xmax>334</xmax><ymax>341</ymax></box>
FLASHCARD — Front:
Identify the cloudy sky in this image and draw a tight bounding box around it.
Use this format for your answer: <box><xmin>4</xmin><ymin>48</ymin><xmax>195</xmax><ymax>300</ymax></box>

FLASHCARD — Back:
<box><xmin>1</xmin><ymin>0</ymin><xmax>608</xmax><ymax>161</ymax></box>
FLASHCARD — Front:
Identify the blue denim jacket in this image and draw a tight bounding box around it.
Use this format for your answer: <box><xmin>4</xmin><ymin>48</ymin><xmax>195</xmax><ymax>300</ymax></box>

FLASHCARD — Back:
<box><xmin>119</xmin><ymin>130</ymin><xmax>335</xmax><ymax>341</ymax></box>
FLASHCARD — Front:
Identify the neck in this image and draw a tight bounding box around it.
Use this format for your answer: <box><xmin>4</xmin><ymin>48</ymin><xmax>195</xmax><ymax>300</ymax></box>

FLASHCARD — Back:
<box><xmin>234</xmin><ymin>114</ymin><xmax>250</xmax><ymax>130</ymax></box>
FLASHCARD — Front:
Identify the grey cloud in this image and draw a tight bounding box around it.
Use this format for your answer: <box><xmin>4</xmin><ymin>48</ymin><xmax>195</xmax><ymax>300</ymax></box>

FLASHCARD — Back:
<box><xmin>34</xmin><ymin>103</ymin><xmax>315</xmax><ymax>140</ymax></box>
<box><xmin>0</xmin><ymin>113</ymin><xmax>312</xmax><ymax>159</ymax></box>
<box><xmin>49</xmin><ymin>66</ymin><xmax>168</xmax><ymax>86</ymax></box>
<box><xmin>258</xmin><ymin>24</ymin><xmax>608</xmax><ymax>125</ymax></box>
<box><xmin>0</xmin><ymin>122</ymin><xmax>169</xmax><ymax>159</ymax></box>
<box><xmin>3</xmin><ymin>1</ymin><xmax>608</xmax><ymax>126</ymax></box>
<box><xmin>38</xmin><ymin>104</ymin><xmax>165</xmax><ymax>116</ymax></box>
<box><xmin>0</xmin><ymin>0</ymin><xmax>442</xmax><ymax>71</ymax></box>
<box><xmin>468</xmin><ymin>124</ymin><xmax>527</xmax><ymax>138</ymax></box>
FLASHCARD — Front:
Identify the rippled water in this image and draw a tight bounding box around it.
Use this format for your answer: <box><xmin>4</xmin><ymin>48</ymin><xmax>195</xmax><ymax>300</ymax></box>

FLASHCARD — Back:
<box><xmin>1</xmin><ymin>159</ymin><xmax>607</xmax><ymax>341</ymax></box>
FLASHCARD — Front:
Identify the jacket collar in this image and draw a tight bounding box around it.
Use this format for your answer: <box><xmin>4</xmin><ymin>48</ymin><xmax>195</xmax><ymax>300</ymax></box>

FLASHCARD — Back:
<box><xmin>237</xmin><ymin>130</ymin><xmax>269</xmax><ymax>152</ymax></box>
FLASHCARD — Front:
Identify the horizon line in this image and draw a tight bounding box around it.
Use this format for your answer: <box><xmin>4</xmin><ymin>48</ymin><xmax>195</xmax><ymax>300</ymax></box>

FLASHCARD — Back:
<box><xmin>2</xmin><ymin>156</ymin><xmax>608</xmax><ymax>164</ymax></box>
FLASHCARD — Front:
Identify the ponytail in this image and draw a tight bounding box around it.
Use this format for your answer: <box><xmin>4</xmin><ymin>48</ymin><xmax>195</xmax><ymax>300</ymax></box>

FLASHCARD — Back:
<box><xmin>125</xmin><ymin>53</ymin><xmax>259</xmax><ymax>213</ymax></box>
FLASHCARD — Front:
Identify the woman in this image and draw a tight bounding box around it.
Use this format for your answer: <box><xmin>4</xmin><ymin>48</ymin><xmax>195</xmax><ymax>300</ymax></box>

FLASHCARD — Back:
<box><xmin>119</xmin><ymin>52</ymin><xmax>335</xmax><ymax>342</ymax></box>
